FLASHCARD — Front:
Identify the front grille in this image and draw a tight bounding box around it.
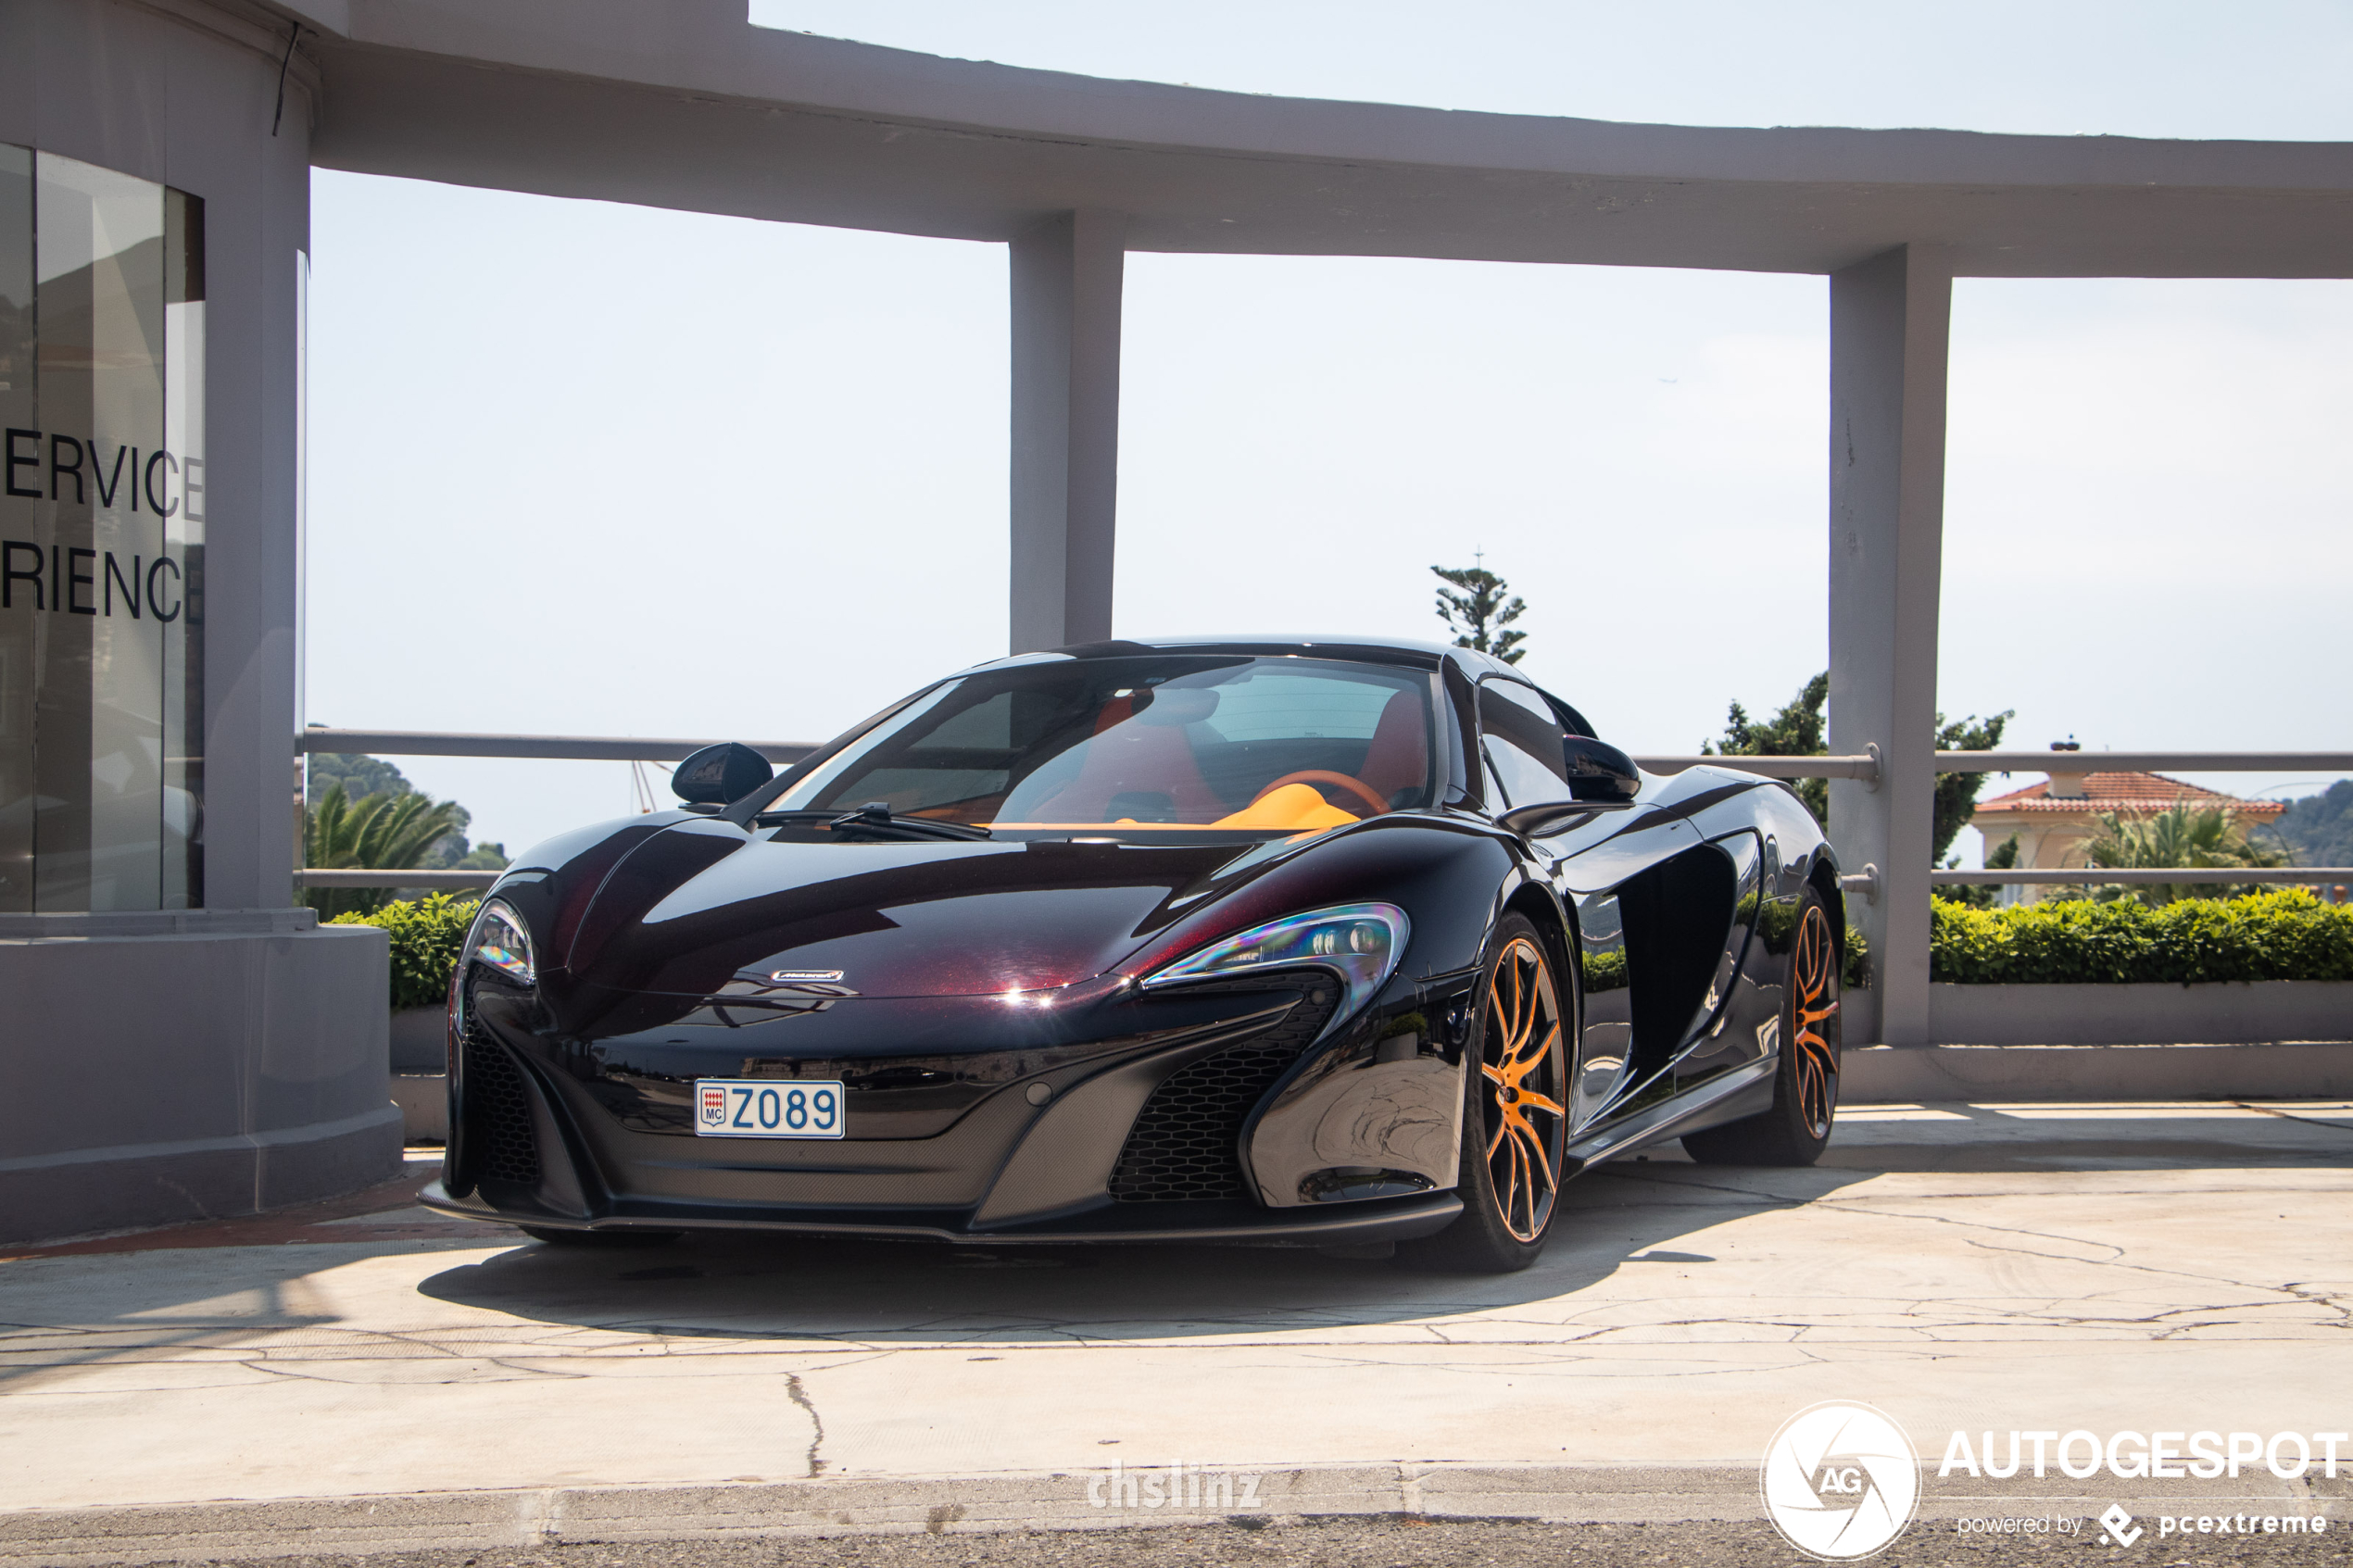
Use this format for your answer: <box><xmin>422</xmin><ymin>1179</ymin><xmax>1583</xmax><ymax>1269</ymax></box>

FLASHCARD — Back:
<box><xmin>461</xmin><ymin>1023</ymin><xmax>542</xmax><ymax>1185</ymax></box>
<box><xmin>1109</xmin><ymin>977</ymin><xmax>1339</xmax><ymax>1202</ymax></box>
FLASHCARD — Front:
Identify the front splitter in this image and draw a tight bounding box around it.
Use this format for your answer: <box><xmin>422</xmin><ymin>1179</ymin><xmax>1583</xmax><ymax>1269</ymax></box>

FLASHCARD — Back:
<box><xmin>419</xmin><ymin>1180</ymin><xmax>1461</xmax><ymax>1247</ymax></box>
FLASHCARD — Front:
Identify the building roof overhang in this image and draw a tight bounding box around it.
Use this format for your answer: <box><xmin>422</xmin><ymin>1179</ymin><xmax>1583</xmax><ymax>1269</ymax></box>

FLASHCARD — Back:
<box><xmin>284</xmin><ymin>0</ymin><xmax>2353</xmax><ymax>278</ymax></box>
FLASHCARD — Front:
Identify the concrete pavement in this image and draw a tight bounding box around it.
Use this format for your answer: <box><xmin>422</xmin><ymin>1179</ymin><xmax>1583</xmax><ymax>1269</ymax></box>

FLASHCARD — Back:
<box><xmin>1</xmin><ymin>1102</ymin><xmax>2348</xmax><ymax>1559</ymax></box>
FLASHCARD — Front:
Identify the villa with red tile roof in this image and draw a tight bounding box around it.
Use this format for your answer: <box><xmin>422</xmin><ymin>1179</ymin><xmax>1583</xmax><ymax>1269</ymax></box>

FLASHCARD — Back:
<box><xmin>1972</xmin><ymin>764</ymin><xmax>2286</xmax><ymax>899</ymax></box>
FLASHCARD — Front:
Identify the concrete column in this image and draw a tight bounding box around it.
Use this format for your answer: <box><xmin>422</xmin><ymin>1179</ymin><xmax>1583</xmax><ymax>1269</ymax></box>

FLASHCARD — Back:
<box><xmin>1009</xmin><ymin>210</ymin><xmax>1123</xmax><ymax>654</ymax></box>
<box><xmin>1827</xmin><ymin>245</ymin><xmax>1952</xmax><ymax>1046</ymax></box>
<box><xmin>0</xmin><ymin>0</ymin><xmax>398</xmax><ymax>1244</ymax></box>
<box><xmin>196</xmin><ymin>19</ymin><xmax>312</xmax><ymax>912</ymax></box>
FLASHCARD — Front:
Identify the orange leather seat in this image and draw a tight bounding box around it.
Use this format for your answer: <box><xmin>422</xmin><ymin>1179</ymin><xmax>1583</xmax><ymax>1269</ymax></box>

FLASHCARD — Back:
<box><xmin>1356</xmin><ymin>691</ymin><xmax>1430</xmax><ymax>809</ymax></box>
<box><xmin>1023</xmin><ymin>699</ymin><xmax>1228</xmax><ymax>822</ymax></box>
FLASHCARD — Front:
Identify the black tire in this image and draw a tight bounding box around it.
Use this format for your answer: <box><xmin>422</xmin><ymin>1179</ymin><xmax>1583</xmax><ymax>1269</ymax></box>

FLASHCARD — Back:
<box><xmin>1399</xmin><ymin>912</ymin><xmax>1575</xmax><ymax>1273</ymax></box>
<box><xmin>520</xmin><ymin>1226</ymin><xmax>683</xmax><ymax>1248</ymax></box>
<box><xmin>1681</xmin><ymin>886</ymin><xmax>1843</xmax><ymax>1166</ymax></box>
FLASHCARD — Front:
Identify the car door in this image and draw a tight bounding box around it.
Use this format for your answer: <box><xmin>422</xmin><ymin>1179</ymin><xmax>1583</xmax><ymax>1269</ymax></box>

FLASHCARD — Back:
<box><xmin>1476</xmin><ymin>677</ymin><xmax>1688</xmax><ymax>1131</ymax></box>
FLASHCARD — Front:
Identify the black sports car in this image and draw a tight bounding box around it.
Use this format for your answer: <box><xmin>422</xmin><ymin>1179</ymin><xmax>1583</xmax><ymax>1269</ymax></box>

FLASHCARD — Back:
<box><xmin>424</xmin><ymin>637</ymin><xmax>1846</xmax><ymax>1272</ymax></box>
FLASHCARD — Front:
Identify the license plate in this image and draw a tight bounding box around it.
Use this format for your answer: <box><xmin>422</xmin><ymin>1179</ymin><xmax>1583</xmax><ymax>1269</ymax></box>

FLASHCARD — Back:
<box><xmin>693</xmin><ymin>1078</ymin><xmax>845</xmax><ymax>1139</ymax></box>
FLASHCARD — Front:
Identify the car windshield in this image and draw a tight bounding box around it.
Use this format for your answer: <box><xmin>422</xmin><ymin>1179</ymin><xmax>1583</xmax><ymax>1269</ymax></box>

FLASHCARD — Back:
<box><xmin>774</xmin><ymin>656</ymin><xmax>1441</xmax><ymax>833</ymax></box>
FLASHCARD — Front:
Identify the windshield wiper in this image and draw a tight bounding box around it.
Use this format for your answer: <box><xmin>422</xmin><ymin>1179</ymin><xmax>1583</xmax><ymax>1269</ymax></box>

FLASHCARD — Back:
<box><xmin>754</xmin><ymin>803</ymin><xmax>990</xmax><ymax>843</ymax></box>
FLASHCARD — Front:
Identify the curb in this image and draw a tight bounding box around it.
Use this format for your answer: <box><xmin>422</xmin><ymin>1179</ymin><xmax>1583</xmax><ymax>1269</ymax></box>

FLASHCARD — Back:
<box><xmin>0</xmin><ymin>1468</ymin><xmax>1754</xmax><ymax>1564</ymax></box>
<box><xmin>1</xmin><ymin>1466</ymin><xmax>2339</xmax><ymax>1565</ymax></box>
<box><xmin>1843</xmin><ymin>1040</ymin><xmax>2353</xmax><ymax>1101</ymax></box>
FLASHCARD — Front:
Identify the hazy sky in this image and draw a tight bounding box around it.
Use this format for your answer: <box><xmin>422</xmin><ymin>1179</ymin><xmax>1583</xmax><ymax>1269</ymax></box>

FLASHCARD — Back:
<box><xmin>305</xmin><ymin>4</ymin><xmax>2353</xmax><ymax>861</ymax></box>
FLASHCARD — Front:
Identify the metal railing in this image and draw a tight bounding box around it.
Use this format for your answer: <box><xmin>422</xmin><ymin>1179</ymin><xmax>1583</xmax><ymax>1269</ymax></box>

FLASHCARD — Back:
<box><xmin>306</xmin><ymin>866</ymin><xmax>2353</xmax><ymax>896</ymax></box>
<box><xmin>1637</xmin><ymin>752</ymin><xmax>1881</xmax><ymax>780</ymax></box>
<box><xmin>1933</xmin><ymin>867</ymin><xmax>2352</xmax><ymax>887</ymax></box>
<box><xmin>1643</xmin><ymin>748</ymin><xmax>2353</xmax><ymax>781</ymax></box>
<box><xmin>294</xmin><ymin>730</ymin><xmax>2353</xmax><ymax>893</ymax></box>
<box><xmin>301</xmin><ymin>727</ymin><xmax>813</xmax><ymax>764</ymax></box>
<box><xmin>300</xmin><ymin>727</ymin><xmax>2353</xmax><ymax>783</ymax></box>
<box><xmin>301</xmin><ymin>868</ymin><xmax>503</xmax><ymax>891</ymax></box>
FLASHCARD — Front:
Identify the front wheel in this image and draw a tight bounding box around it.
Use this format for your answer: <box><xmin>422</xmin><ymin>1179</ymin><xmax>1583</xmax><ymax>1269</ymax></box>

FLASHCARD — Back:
<box><xmin>1681</xmin><ymin>887</ymin><xmax>1843</xmax><ymax>1166</ymax></box>
<box><xmin>1399</xmin><ymin>913</ymin><xmax>1573</xmax><ymax>1273</ymax></box>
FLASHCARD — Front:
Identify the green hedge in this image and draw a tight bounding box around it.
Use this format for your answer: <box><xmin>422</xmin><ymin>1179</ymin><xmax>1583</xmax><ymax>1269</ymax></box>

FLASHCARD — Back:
<box><xmin>1931</xmin><ymin>891</ymin><xmax>2353</xmax><ymax>985</ymax></box>
<box><xmin>332</xmin><ymin>894</ymin><xmax>480</xmax><ymax>1011</ymax></box>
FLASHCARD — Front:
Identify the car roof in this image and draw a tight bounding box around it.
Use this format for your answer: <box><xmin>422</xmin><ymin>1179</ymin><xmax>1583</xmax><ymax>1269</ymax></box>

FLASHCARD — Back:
<box><xmin>960</xmin><ymin>634</ymin><xmax>1513</xmax><ymax>676</ymax></box>
<box><xmin>944</xmin><ymin>636</ymin><xmax>1598</xmax><ymax>739</ymax></box>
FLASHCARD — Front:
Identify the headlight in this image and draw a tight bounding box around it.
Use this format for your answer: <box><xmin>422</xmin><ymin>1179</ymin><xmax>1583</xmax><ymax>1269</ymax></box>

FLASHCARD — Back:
<box><xmin>461</xmin><ymin>897</ymin><xmax>536</xmax><ymax>987</ymax></box>
<box><xmin>1141</xmin><ymin>902</ymin><xmax>1408</xmax><ymax>1023</ymax></box>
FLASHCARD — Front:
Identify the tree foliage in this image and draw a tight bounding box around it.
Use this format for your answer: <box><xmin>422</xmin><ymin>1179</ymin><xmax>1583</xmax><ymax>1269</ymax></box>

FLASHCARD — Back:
<box><xmin>1430</xmin><ymin>564</ymin><xmax>1527</xmax><ymax>664</ymax></box>
<box><xmin>1931</xmin><ymin>890</ymin><xmax>2353</xmax><ymax>984</ymax></box>
<box><xmin>305</xmin><ymin>750</ymin><xmax>504</xmax><ymax>870</ymax></box>
<box><xmin>1931</xmin><ymin>708</ymin><xmax>2014</xmax><ymax>865</ymax></box>
<box><xmin>2079</xmin><ymin>803</ymin><xmax>2290</xmax><ymax>906</ymax></box>
<box><xmin>1944</xmin><ymin>833</ymin><xmax>2020</xmax><ymax>909</ymax></box>
<box><xmin>304</xmin><ymin>782</ymin><xmax>469</xmax><ymax>920</ymax></box>
<box><xmin>1703</xmin><ymin>671</ymin><xmax>2010</xmax><ymax>862</ymax></box>
<box><xmin>1704</xmin><ymin>672</ymin><xmax>1829</xmax><ymax>826</ymax></box>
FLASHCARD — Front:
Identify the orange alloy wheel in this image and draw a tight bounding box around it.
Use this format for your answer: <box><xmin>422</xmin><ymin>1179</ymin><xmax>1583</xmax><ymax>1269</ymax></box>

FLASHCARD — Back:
<box><xmin>1479</xmin><ymin>935</ymin><xmax>1569</xmax><ymax>1243</ymax></box>
<box><xmin>1792</xmin><ymin>901</ymin><xmax>1842</xmax><ymax>1136</ymax></box>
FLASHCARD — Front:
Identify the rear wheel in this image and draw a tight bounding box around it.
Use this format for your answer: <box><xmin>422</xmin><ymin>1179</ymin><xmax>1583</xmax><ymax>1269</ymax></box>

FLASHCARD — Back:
<box><xmin>1681</xmin><ymin>888</ymin><xmax>1842</xmax><ymax>1166</ymax></box>
<box><xmin>1399</xmin><ymin>914</ymin><xmax>1571</xmax><ymax>1273</ymax></box>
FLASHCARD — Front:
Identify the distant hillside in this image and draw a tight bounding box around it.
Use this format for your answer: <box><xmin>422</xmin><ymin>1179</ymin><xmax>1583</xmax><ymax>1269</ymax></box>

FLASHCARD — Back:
<box><xmin>2270</xmin><ymin>780</ymin><xmax>2353</xmax><ymax>868</ymax></box>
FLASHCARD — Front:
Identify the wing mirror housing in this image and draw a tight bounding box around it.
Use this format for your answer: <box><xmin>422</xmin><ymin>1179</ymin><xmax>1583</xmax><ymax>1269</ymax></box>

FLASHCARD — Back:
<box><xmin>673</xmin><ymin>742</ymin><xmax>775</xmax><ymax>807</ymax></box>
<box><xmin>1564</xmin><ymin>735</ymin><xmax>1641</xmax><ymax>805</ymax></box>
<box><xmin>1496</xmin><ymin>737</ymin><xmax>1642</xmax><ymax>837</ymax></box>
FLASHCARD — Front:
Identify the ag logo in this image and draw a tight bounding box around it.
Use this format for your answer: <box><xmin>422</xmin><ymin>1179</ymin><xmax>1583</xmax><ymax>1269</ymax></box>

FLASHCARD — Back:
<box><xmin>1760</xmin><ymin>1400</ymin><xmax>1920</xmax><ymax>1560</ymax></box>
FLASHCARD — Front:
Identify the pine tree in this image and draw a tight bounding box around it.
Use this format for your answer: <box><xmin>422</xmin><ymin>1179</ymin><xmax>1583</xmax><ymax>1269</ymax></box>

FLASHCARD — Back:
<box><xmin>1431</xmin><ymin>563</ymin><xmax>1528</xmax><ymax>664</ymax></box>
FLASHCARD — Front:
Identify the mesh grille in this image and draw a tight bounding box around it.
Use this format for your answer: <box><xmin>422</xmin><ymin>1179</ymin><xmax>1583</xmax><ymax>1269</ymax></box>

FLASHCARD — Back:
<box><xmin>1109</xmin><ymin>977</ymin><xmax>1338</xmax><ymax>1203</ymax></box>
<box><xmin>461</xmin><ymin>1023</ymin><xmax>542</xmax><ymax>1185</ymax></box>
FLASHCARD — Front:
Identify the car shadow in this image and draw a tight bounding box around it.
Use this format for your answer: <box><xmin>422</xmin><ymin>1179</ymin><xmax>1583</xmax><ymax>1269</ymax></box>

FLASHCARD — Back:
<box><xmin>406</xmin><ymin>1153</ymin><xmax>1883</xmax><ymax>1343</ymax></box>
<box><xmin>410</xmin><ymin>1102</ymin><xmax>2352</xmax><ymax>1343</ymax></box>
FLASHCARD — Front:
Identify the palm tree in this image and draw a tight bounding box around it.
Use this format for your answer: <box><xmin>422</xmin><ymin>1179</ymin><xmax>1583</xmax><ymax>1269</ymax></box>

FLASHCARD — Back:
<box><xmin>2079</xmin><ymin>803</ymin><xmax>2289</xmax><ymax>906</ymax></box>
<box><xmin>304</xmin><ymin>782</ymin><xmax>467</xmax><ymax>920</ymax></box>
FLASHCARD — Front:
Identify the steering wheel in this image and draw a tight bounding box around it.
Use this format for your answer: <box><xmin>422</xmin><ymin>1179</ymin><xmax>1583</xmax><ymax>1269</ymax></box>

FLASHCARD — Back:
<box><xmin>1250</xmin><ymin>770</ymin><xmax>1391</xmax><ymax>818</ymax></box>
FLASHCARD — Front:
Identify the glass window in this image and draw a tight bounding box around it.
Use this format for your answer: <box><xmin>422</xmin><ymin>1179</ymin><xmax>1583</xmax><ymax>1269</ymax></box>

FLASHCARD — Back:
<box><xmin>0</xmin><ymin>146</ymin><xmax>203</xmax><ymax>911</ymax></box>
<box><xmin>776</xmin><ymin>656</ymin><xmax>1440</xmax><ymax>834</ymax></box>
<box><xmin>1478</xmin><ymin>679</ymin><xmax>1574</xmax><ymax>809</ymax></box>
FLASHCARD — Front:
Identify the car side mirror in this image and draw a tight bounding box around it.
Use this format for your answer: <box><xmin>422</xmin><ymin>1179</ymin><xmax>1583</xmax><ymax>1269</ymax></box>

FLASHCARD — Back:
<box><xmin>673</xmin><ymin>742</ymin><xmax>774</xmax><ymax>806</ymax></box>
<box><xmin>1563</xmin><ymin>735</ymin><xmax>1641</xmax><ymax>805</ymax></box>
<box><xmin>1495</xmin><ymin>738</ymin><xmax>1642</xmax><ymax>837</ymax></box>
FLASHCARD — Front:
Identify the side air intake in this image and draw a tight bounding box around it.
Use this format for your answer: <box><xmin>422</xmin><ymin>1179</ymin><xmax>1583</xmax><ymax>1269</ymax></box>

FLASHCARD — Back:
<box><xmin>1109</xmin><ymin>976</ymin><xmax>1339</xmax><ymax>1203</ymax></box>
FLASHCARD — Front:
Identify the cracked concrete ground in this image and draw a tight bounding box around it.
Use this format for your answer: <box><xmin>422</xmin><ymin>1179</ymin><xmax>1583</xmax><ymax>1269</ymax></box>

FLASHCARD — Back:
<box><xmin>0</xmin><ymin>1100</ymin><xmax>2347</xmax><ymax>1546</ymax></box>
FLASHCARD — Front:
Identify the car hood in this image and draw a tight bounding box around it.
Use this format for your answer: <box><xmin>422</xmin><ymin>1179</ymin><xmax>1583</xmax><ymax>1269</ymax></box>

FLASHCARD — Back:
<box><xmin>559</xmin><ymin>818</ymin><xmax>1290</xmax><ymax>1000</ymax></box>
